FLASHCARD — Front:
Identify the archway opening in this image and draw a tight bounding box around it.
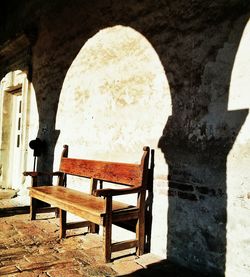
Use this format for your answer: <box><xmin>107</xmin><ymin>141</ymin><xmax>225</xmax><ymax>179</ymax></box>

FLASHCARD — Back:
<box><xmin>55</xmin><ymin>25</ymin><xmax>172</xmax><ymax>257</ymax></box>
<box><xmin>226</xmin><ymin>18</ymin><xmax>250</xmax><ymax>277</ymax></box>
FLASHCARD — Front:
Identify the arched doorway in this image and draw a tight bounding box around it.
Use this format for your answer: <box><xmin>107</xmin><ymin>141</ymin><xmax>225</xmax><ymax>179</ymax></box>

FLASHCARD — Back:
<box><xmin>0</xmin><ymin>70</ymin><xmax>38</xmax><ymax>194</ymax></box>
<box><xmin>226</xmin><ymin>18</ymin><xmax>250</xmax><ymax>277</ymax></box>
<box><xmin>55</xmin><ymin>25</ymin><xmax>172</xmax><ymax>257</ymax></box>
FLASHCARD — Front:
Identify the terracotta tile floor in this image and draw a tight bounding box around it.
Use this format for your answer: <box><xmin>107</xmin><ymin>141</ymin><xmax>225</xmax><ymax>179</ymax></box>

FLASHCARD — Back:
<box><xmin>0</xmin><ymin>203</ymin><xmax>208</xmax><ymax>276</ymax></box>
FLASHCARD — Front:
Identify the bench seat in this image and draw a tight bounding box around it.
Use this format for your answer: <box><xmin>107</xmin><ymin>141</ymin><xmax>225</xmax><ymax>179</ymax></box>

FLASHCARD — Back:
<box><xmin>29</xmin><ymin>186</ymin><xmax>139</xmax><ymax>225</ymax></box>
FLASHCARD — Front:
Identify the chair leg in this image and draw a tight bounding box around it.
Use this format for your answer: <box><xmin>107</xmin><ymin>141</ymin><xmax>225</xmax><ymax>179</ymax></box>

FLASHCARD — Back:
<box><xmin>59</xmin><ymin>209</ymin><xmax>67</xmax><ymax>239</ymax></box>
<box><xmin>30</xmin><ymin>197</ymin><xmax>37</xmax><ymax>220</ymax></box>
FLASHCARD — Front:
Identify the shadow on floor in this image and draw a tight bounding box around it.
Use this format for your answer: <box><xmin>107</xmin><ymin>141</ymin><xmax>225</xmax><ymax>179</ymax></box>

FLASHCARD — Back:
<box><xmin>0</xmin><ymin>194</ymin><xmax>30</xmax><ymax>217</ymax></box>
<box><xmin>120</xmin><ymin>259</ymin><xmax>220</xmax><ymax>277</ymax></box>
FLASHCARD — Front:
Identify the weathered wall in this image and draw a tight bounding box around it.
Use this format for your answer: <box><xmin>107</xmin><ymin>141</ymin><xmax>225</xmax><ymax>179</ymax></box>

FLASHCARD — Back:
<box><xmin>226</xmin><ymin>20</ymin><xmax>250</xmax><ymax>277</ymax></box>
<box><xmin>0</xmin><ymin>1</ymin><xmax>249</xmax><ymax>276</ymax></box>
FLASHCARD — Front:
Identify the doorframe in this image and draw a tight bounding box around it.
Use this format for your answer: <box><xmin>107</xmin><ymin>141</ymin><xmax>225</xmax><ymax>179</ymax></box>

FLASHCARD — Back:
<box><xmin>0</xmin><ymin>70</ymin><xmax>31</xmax><ymax>191</ymax></box>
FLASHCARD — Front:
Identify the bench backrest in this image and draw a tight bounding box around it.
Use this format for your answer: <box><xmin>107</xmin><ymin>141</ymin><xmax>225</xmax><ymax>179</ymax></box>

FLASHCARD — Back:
<box><xmin>59</xmin><ymin>145</ymin><xmax>150</xmax><ymax>187</ymax></box>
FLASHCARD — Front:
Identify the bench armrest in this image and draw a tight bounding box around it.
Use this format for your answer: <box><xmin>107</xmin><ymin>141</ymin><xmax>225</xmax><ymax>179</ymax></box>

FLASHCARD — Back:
<box><xmin>94</xmin><ymin>186</ymin><xmax>141</xmax><ymax>197</ymax></box>
<box><xmin>23</xmin><ymin>171</ymin><xmax>62</xmax><ymax>177</ymax></box>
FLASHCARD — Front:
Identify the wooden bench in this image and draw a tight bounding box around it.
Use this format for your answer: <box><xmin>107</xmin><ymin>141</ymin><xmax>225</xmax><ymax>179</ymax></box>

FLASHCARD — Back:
<box><xmin>24</xmin><ymin>145</ymin><xmax>150</xmax><ymax>262</ymax></box>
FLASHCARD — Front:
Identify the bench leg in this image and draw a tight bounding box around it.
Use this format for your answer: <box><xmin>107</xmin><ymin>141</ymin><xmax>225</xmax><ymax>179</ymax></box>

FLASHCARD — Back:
<box><xmin>55</xmin><ymin>208</ymin><xmax>60</xmax><ymax>218</ymax></box>
<box><xmin>30</xmin><ymin>197</ymin><xmax>37</xmax><ymax>220</ymax></box>
<box><xmin>89</xmin><ymin>223</ymin><xmax>99</xmax><ymax>234</ymax></box>
<box><xmin>103</xmin><ymin>196</ymin><xmax>112</xmax><ymax>263</ymax></box>
<box><xmin>59</xmin><ymin>209</ymin><xmax>67</xmax><ymax>239</ymax></box>
<box><xmin>103</xmin><ymin>221</ymin><xmax>112</xmax><ymax>263</ymax></box>
<box><xmin>136</xmin><ymin>212</ymin><xmax>145</xmax><ymax>256</ymax></box>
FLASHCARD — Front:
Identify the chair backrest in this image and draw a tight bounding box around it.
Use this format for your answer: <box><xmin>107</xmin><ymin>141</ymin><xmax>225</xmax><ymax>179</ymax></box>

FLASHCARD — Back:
<box><xmin>59</xmin><ymin>145</ymin><xmax>150</xmax><ymax>187</ymax></box>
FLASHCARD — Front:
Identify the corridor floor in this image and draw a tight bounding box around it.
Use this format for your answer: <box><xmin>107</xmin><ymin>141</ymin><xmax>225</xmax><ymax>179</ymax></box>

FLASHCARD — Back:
<box><xmin>0</xmin><ymin>212</ymin><xmax>208</xmax><ymax>276</ymax></box>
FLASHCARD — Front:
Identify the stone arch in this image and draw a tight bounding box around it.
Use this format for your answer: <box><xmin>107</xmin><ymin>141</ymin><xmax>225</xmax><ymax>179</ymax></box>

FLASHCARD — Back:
<box><xmin>55</xmin><ymin>25</ymin><xmax>172</xmax><ymax>256</ymax></box>
<box><xmin>226</xmin><ymin>18</ymin><xmax>250</xmax><ymax>277</ymax></box>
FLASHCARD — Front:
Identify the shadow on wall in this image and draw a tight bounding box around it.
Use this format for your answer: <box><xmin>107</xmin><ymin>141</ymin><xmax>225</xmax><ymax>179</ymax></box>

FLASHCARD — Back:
<box><xmin>158</xmin><ymin>12</ymin><xmax>250</xmax><ymax>276</ymax></box>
